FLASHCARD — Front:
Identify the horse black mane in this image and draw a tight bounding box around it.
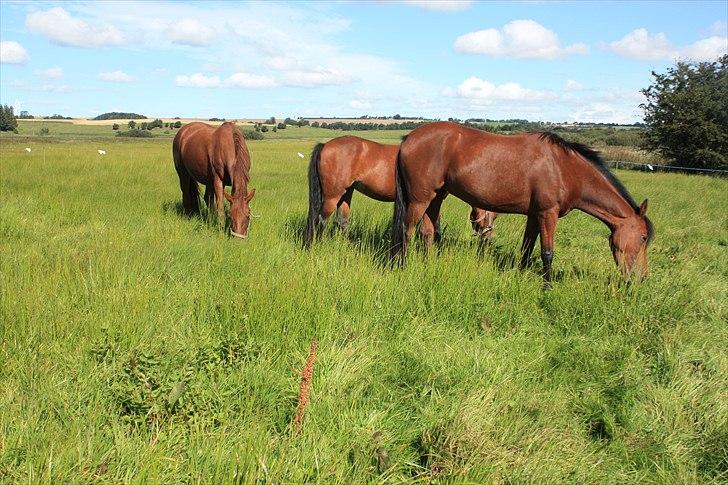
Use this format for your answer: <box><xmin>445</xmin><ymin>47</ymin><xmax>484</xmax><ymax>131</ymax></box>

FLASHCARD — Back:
<box><xmin>538</xmin><ymin>131</ymin><xmax>654</xmax><ymax>242</ymax></box>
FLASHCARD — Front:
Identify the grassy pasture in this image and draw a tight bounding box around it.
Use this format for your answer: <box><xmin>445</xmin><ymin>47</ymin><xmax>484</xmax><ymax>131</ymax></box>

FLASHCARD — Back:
<box><xmin>1</xmin><ymin>131</ymin><xmax>727</xmax><ymax>483</ymax></box>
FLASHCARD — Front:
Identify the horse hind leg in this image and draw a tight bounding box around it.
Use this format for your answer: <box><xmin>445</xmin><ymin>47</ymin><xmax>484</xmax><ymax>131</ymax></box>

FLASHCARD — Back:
<box><xmin>315</xmin><ymin>196</ymin><xmax>339</xmax><ymax>237</ymax></box>
<box><xmin>419</xmin><ymin>194</ymin><xmax>445</xmax><ymax>250</ymax></box>
<box><xmin>336</xmin><ymin>188</ymin><xmax>354</xmax><ymax>231</ymax></box>
<box><xmin>188</xmin><ymin>178</ymin><xmax>200</xmax><ymax>215</ymax></box>
<box><xmin>177</xmin><ymin>170</ymin><xmax>198</xmax><ymax>216</ymax></box>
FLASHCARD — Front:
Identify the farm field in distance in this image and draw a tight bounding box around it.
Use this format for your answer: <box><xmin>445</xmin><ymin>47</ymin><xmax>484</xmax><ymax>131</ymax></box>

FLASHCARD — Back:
<box><xmin>1</xmin><ymin>127</ymin><xmax>727</xmax><ymax>482</ymax></box>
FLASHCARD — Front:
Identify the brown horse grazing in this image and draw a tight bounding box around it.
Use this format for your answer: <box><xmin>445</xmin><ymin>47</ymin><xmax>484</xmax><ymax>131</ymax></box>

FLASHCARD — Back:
<box><xmin>304</xmin><ymin>135</ymin><xmax>496</xmax><ymax>247</ymax></box>
<box><xmin>391</xmin><ymin>122</ymin><xmax>654</xmax><ymax>281</ymax></box>
<box><xmin>173</xmin><ymin>122</ymin><xmax>256</xmax><ymax>238</ymax></box>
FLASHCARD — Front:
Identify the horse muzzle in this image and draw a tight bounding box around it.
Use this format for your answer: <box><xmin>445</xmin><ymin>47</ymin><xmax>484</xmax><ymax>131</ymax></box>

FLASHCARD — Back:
<box><xmin>230</xmin><ymin>229</ymin><xmax>248</xmax><ymax>239</ymax></box>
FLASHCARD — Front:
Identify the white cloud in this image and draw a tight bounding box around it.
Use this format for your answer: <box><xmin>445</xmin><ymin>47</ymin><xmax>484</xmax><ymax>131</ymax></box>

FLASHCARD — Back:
<box><xmin>281</xmin><ymin>68</ymin><xmax>352</xmax><ymax>87</ymax></box>
<box><xmin>26</xmin><ymin>7</ymin><xmax>124</xmax><ymax>48</ymax></box>
<box><xmin>708</xmin><ymin>20</ymin><xmax>727</xmax><ymax>37</ymax></box>
<box><xmin>349</xmin><ymin>99</ymin><xmax>372</xmax><ymax>110</ymax></box>
<box><xmin>166</xmin><ymin>19</ymin><xmax>217</xmax><ymax>46</ymax></box>
<box><xmin>609</xmin><ymin>29</ymin><xmax>674</xmax><ymax>60</ymax></box>
<box><xmin>571</xmin><ymin>103</ymin><xmax>639</xmax><ymax>124</ymax></box>
<box><xmin>97</xmin><ymin>70</ymin><xmax>135</xmax><ymax>82</ymax></box>
<box><xmin>265</xmin><ymin>56</ymin><xmax>301</xmax><ymax>71</ymax></box>
<box><xmin>445</xmin><ymin>76</ymin><xmax>549</xmax><ymax>102</ymax></box>
<box><xmin>41</xmin><ymin>84</ymin><xmax>71</xmax><ymax>93</ymax></box>
<box><xmin>35</xmin><ymin>66</ymin><xmax>64</xmax><ymax>79</ymax></box>
<box><xmin>176</xmin><ymin>73</ymin><xmax>221</xmax><ymax>88</ymax></box>
<box><xmin>454</xmin><ymin>20</ymin><xmax>588</xmax><ymax>59</ymax></box>
<box><xmin>565</xmin><ymin>79</ymin><xmax>583</xmax><ymax>91</ymax></box>
<box><xmin>610</xmin><ymin>28</ymin><xmax>727</xmax><ymax>61</ymax></box>
<box><xmin>225</xmin><ymin>72</ymin><xmax>277</xmax><ymax>88</ymax></box>
<box><xmin>398</xmin><ymin>0</ymin><xmax>472</xmax><ymax>11</ymax></box>
<box><xmin>175</xmin><ymin>72</ymin><xmax>277</xmax><ymax>88</ymax></box>
<box><xmin>0</xmin><ymin>41</ymin><xmax>28</xmax><ymax>64</ymax></box>
<box><xmin>679</xmin><ymin>36</ymin><xmax>728</xmax><ymax>61</ymax></box>
<box><xmin>23</xmin><ymin>2</ymin><xmax>438</xmax><ymax>116</ymax></box>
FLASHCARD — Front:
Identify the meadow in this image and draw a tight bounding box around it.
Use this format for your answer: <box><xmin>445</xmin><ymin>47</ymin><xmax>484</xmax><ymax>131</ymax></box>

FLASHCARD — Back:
<box><xmin>1</xmin><ymin>127</ymin><xmax>727</xmax><ymax>483</ymax></box>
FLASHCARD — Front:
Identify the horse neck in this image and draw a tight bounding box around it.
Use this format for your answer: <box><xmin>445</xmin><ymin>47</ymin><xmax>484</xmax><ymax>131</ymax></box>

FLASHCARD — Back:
<box><xmin>229</xmin><ymin>158</ymin><xmax>250</xmax><ymax>196</ymax></box>
<box><xmin>571</xmin><ymin>156</ymin><xmax>635</xmax><ymax>230</ymax></box>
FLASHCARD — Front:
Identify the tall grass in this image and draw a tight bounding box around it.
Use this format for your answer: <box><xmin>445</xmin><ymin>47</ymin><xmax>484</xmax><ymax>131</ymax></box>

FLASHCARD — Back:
<box><xmin>1</xmin><ymin>135</ymin><xmax>726</xmax><ymax>482</ymax></box>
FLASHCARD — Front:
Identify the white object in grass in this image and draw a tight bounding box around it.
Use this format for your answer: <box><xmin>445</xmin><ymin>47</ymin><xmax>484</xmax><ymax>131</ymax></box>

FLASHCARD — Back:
<box><xmin>98</xmin><ymin>149</ymin><xmax>106</xmax><ymax>155</ymax></box>
<box><xmin>25</xmin><ymin>147</ymin><xmax>31</xmax><ymax>153</ymax></box>
<box><xmin>297</xmin><ymin>152</ymin><xmax>305</xmax><ymax>159</ymax></box>
<box><xmin>647</xmin><ymin>164</ymin><xmax>654</xmax><ymax>171</ymax></box>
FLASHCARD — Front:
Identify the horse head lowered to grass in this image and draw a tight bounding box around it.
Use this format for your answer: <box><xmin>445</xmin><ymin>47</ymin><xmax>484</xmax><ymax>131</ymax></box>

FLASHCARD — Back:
<box><xmin>391</xmin><ymin>122</ymin><xmax>653</xmax><ymax>282</ymax></box>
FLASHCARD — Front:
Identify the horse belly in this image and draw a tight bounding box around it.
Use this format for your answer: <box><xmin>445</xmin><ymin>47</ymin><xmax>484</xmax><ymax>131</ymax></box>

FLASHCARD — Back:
<box><xmin>448</xmin><ymin>167</ymin><xmax>532</xmax><ymax>214</ymax></box>
<box><xmin>353</xmin><ymin>159</ymin><xmax>395</xmax><ymax>202</ymax></box>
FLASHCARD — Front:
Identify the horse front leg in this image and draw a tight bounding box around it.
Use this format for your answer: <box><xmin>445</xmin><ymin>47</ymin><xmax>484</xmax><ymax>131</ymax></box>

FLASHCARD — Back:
<box><xmin>537</xmin><ymin>209</ymin><xmax>559</xmax><ymax>285</ymax></box>
<box><xmin>213</xmin><ymin>176</ymin><xmax>225</xmax><ymax>226</ymax></box>
<box><xmin>519</xmin><ymin>215</ymin><xmax>539</xmax><ymax>270</ymax></box>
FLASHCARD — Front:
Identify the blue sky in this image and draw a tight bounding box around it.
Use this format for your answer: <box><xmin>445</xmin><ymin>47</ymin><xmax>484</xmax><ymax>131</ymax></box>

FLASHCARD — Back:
<box><xmin>1</xmin><ymin>1</ymin><xmax>726</xmax><ymax>122</ymax></box>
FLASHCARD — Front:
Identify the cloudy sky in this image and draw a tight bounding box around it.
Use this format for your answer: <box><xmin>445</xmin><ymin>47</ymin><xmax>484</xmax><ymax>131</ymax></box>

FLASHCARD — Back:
<box><xmin>1</xmin><ymin>1</ymin><xmax>726</xmax><ymax>122</ymax></box>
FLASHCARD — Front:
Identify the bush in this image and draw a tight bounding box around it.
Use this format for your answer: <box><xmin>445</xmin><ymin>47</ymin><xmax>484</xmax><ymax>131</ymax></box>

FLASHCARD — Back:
<box><xmin>112</xmin><ymin>123</ymin><xmax>120</xmax><ymax>130</ymax></box>
<box><xmin>243</xmin><ymin>130</ymin><xmax>264</xmax><ymax>140</ymax></box>
<box><xmin>116</xmin><ymin>129</ymin><xmax>154</xmax><ymax>138</ymax></box>
<box><xmin>38</xmin><ymin>127</ymin><xmax>50</xmax><ymax>136</ymax></box>
<box><xmin>260</xmin><ymin>125</ymin><xmax>268</xmax><ymax>132</ymax></box>
<box><xmin>173</xmin><ymin>121</ymin><xmax>182</xmax><ymax>129</ymax></box>
<box><xmin>277</xmin><ymin>123</ymin><xmax>286</xmax><ymax>130</ymax></box>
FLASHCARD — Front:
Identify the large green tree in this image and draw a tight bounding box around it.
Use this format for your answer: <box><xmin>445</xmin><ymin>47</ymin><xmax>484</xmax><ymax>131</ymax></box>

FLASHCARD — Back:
<box><xmin>641</xmin><ymin>54</ymin><xmax>728</xmax><ymax>170</ymax></box>
<box><xmin>0</xmin><ymin>105</ymin><xmax>19</xmax><ymax>132</ymax></box>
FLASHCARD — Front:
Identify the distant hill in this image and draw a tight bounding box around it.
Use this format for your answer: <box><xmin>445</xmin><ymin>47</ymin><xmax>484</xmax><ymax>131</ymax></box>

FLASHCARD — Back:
<box><xmin>92</xmin><ymin>112</ymin><xmax>147</xmax><ymax>120</ymax></box>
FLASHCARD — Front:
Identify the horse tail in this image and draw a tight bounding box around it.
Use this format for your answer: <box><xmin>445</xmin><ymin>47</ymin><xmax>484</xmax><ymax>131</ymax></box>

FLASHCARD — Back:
<box><xmin>232</xmin><ymin>125</ymin><xmax>251</xmax><ymax>189</ymax></box>
<box><xmin>304</xmin><ymin>143</ymin><xmax>325</xmax><ymax>248</ymax></box>
<box><xmin>391</xmin><ymin>146</ymin><xmax>408</xmax><ymax>264</ymax></box>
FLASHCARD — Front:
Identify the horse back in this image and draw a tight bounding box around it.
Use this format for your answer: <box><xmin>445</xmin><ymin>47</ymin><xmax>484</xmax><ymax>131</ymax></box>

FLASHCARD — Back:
<box><xmin>400</xmin><ymin>122</ymin><xmax>561</xmax><ymax>213</ymax></box>
<box><xmin>320</xmin><ymin>136</ymin><xmax>397</xmax><ymax>201</ymax></box>
<box><xmin>174</xmin><ymin>122</ymin><xmax>217</xmax><ymax>183</ymax></box>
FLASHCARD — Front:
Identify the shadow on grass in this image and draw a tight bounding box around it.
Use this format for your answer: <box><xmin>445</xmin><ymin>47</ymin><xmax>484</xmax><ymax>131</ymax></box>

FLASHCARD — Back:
<box><xmin>285</xmin><ymin>213</ymin><xmax>514</xmax><ymax>270</ymax></box>
<box><xmin>161</xmin><ymin>199</ymin><xmax>231</xmax><ymax>236</ymax></box>
<box><xmin>284</xmin><ymin>212</ymin><xmax>393</xmax><ymax>266</ymax></box>
<box><xmin>475</xmin><ymin>238</ymin><xmax>571</xmax><ymax>284</ymax></box>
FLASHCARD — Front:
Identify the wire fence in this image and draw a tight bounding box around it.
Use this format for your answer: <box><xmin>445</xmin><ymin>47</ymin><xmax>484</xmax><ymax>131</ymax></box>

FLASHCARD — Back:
<box><xmin>605</xmin><ymin>160</ymin><xmax>728</xmax><ymax>177</ymax></box>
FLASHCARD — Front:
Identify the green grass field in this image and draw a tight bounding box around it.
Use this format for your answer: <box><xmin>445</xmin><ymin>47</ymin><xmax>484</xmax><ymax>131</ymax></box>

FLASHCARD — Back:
<box><xmin>1</xmin><ymin>131</ymin><xmax>727</xmax><ymax>483</ymax></box>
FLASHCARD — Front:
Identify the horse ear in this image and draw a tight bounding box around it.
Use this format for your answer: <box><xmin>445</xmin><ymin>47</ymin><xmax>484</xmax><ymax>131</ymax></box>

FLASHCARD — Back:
<box><xmin>245</xmin><ymin>188</ymin><xmax>256</xmax><ymax>203</ymax></box>
<box><xmin>223</xmin><ymin>191</ymin><xmax>233</xmax><ymax>203</ymax></box>
<box><xmin>639</xmin><ymin>199</ymin><xmax>649</xmax><ymax>216</ymax></box>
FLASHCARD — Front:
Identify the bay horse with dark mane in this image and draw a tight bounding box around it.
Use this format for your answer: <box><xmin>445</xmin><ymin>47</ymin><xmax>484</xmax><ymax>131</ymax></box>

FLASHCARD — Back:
<box><xmin>391</xmin><ymin>122</ymin><xmax>654</xmax><ymax>281</ymax></box>
<box><xmin>173</xmin><ymin>122</ymin><xmax>256</xmax><ymax>238</ymax></box>
<box><xmin>304</xmin><ymin>135</ymin><xmax>497</xmax><ymax>247</ymax></box>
